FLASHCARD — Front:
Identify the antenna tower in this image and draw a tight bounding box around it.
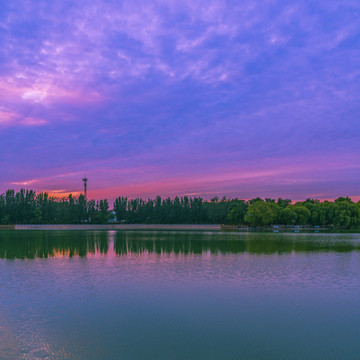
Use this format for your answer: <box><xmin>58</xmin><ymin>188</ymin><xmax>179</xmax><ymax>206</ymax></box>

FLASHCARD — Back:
<box><xmin>82</xmin><ymin>177</ymin><xmax>88</xmax><ymax>198</ymax></box>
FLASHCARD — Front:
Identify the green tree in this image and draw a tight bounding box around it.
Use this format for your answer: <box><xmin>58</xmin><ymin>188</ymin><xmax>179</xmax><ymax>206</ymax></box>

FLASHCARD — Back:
<box><xmin>99</xmin><ymin>199</ymin><xmax>109</xmax><ymax>223</ymax></box>
<box><xmin>114</xmin><ymin>197</ymin><xmax>127</xmax><ymax>222</ymax></box>
<box><xmin>227</xmin><ymin>200</ymin><xmax>248</xmax><ymax>224</ymax></box>
<box><xmin>292</xmin><ymin>204</ymin><xmax>311</xmax><ymax>225</ymax></box>
<box><xmin>277</xmin><ymin>207</ymin><xmax>296</xmax><ymax>225</ymax></box>
<box><xmin>245</xmin><ymin>201</ymin><xmax>278</xmax><ymax>226</ymax></box>
<box><xmin>31</xmin><ymin>207</ymin><xmax>42</xmax><ymax>224</ymax></box>
<box><xmin>277</xmin><ymin>198</ymin><xmax>292</xmax><ymax>209</ymax></box>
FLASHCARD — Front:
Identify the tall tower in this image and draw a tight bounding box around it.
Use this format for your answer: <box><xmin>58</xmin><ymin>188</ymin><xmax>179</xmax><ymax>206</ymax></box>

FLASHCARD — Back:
<box><xmin>82</xmin><ymin>177</ymin><xmax>88</xmax><ymax>199</ymax></box>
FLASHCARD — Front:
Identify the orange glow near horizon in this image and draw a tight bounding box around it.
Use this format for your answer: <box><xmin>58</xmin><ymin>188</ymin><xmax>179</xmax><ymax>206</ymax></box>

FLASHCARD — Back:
<box><xmin>5</xmin><ymin>154</ymin><xmax>360</xmax><ymax>204</ymax></box>
<box><xmin>44</xmin><ymin>191</ymin><xmax>82</xmax><ymax>199</ymax></box>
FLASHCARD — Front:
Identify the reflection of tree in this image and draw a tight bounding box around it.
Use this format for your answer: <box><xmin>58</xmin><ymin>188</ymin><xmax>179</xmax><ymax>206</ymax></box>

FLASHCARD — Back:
<box><xmin>113</xmin><ymin>232</ymin><xmax>360</xmax><ymax>256</ymax></box>
<box><xmin>95</xmin><ymin>232</ymin><xmax>109</xmax><ymax>254</ymax></box>
<box><xmin>0</xmin><ymin>231</ymin><xmax>109</xmax><ymax>259</ymax></box>
<box><xmin>1</xmin><ymin>231</ymin><xmax>359</xmax><ymax>259</ymax></box>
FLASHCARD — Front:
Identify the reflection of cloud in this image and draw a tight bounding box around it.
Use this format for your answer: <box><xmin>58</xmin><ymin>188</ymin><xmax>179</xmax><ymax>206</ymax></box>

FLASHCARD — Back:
<box><xmin>0</xmin><ymin>313</ymin><xmax>19</xmax><ymax>359</ymax></box>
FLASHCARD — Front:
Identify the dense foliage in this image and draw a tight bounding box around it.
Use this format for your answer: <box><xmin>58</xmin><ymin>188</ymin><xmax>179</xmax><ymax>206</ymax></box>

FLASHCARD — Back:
<box><xmin>1</xmin><ymin>189</ymin><xmax>360</xmax><ymax>228</ymax></box>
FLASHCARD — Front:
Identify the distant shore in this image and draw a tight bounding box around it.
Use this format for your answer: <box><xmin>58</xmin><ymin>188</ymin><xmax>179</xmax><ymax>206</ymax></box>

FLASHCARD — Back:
<box><xmin>0</xmin><ymin>224</ymin><xmax>353</xmax><ymax>232</ymax></box>
<box><xmin>5</xmin><ymin>224</ymin><xmax>221</xmax><ymax>231</ymax></box>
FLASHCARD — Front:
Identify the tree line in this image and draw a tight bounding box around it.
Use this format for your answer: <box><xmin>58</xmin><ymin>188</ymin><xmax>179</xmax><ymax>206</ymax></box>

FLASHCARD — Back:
<box><xmin>0</xmin><ymin>189</ymin><xmax>360</xmax><ymax>228</ymax></box>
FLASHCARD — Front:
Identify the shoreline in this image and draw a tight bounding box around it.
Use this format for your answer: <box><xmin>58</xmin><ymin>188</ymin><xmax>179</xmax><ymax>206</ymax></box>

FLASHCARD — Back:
<box><xmin>0</xmin><ymin>224</ymin><xmax>358</xmax><ymax>233</ymax></box>
<box><xmin>10</xmin><ymin>224</ymin><xmax>221</xmax><ymax>231</ymax></box>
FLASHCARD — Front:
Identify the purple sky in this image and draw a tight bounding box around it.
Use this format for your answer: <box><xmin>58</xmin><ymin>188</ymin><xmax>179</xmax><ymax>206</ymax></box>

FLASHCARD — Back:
<box><xmin>1</xmin><ymin>0</ymin><xmax>360</xmax><ymax>202</ymax></box>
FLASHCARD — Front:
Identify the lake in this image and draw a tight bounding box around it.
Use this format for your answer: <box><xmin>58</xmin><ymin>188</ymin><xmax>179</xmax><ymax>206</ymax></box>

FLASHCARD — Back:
<box><xmin>0</xmin><ymin>230</ymin><xmax>359</xmax><ymax>359</ymax></box>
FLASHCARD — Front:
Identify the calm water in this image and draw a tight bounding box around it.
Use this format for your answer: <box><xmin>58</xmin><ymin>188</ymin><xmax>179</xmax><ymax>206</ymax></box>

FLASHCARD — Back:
<box><xmin>0</xmin><ymin>231</ymin><xmax>359</xmax><ymax>360</ymax></box>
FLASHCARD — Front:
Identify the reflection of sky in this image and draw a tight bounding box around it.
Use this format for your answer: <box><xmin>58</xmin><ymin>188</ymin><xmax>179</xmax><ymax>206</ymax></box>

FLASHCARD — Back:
<box><xmin>1</xmin><ymin>232</ymin><xmax>360</xmax><ymax>359</ymax></box>
<box><xmin>0</xmin><ymin>0</ymin><xmax>359</xmax><ymax>201</ymax></box>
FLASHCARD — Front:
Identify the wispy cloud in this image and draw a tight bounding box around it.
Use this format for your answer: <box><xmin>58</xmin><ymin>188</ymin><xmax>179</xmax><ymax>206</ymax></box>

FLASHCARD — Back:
<box><xmin>0</xmin><ymin>0</ymin><xmax>359</xmax><ymax>199</ymax></box>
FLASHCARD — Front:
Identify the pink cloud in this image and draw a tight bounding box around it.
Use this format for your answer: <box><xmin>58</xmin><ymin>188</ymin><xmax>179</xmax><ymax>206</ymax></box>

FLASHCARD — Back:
<box><xmin>0</xmin><ymin>108</ymin><xmax>47</xmax><ymax>127</ymax></box>
<box><xmin>10</xmin><ymin>179</ymin><xmax>39</xmax><ymax>186</ymax></box>
<box><xmin>0</xmin><ymin>77</ymin><xmax>103</xmax><ymax>107</ymax></box>
<box><xmin>20</xmin><ymin>117</ymin><xmax>48</xmax><ymax>126</ymax></box>
<box><xmin>0</xmin><ymin>109</ymin><xmax>18</xmax><ymax>124</ymax></box>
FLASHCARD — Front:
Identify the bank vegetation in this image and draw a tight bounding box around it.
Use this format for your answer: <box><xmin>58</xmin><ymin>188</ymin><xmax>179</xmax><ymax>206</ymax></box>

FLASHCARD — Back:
<box><xmin>0</xmin><ymin>189</ymin><xmax>360</xmax><ymax>229</ymax></box>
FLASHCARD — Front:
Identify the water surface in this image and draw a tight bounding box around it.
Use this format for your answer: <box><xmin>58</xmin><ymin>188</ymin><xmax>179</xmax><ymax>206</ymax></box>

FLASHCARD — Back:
<box><xmin>0</xmin><ymin>231</ymin><xmax>359</xmax><ymax>359</ymax></box>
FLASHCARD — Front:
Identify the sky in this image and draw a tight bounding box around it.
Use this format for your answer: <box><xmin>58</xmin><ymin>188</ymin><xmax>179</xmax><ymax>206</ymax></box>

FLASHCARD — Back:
<box><xmin>0</xmin><ymin>0</ymin><xmax>360</xmax><ymax>203</ymax></box>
